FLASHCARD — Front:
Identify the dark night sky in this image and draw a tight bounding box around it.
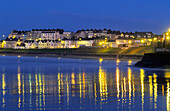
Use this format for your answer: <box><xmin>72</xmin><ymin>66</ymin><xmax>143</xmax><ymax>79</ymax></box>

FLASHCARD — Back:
<box><xmin>0</xmin><ymin>0</ymin><xmax>170</xmax><ymax>39</ymax></box>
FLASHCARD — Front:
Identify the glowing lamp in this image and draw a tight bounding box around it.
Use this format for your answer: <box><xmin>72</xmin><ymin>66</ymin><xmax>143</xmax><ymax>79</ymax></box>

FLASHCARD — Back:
<box><xmin>141</xmin><ymin>40</ymin><xmax>144</xmax><ymax>43</ymax></box>
<box><xmin>153</xmin><ymin>37</ymin><xmax>157</xmax><ymax>41</ymax></box>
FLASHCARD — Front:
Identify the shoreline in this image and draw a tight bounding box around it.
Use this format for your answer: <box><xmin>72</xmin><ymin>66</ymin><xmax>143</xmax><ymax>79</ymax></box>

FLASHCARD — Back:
<box><xmin>0</xmin><ymin>51</ymin><xmax>143</xmax><ymax>61</ymax></box>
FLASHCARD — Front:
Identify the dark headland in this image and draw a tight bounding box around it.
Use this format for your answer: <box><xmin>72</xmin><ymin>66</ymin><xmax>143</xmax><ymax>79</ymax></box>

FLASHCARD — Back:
<box><xmin>135</xmin><ymin>52</ymin><xmax>170</xmax><ymax>68</ymax></box>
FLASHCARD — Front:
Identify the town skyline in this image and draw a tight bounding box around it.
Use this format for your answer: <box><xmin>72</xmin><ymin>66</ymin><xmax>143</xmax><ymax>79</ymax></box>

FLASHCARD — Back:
<box><xmin>0</xmin><ymin>27</ymin><xmax>162</xmax><ymax>39</ymax></box>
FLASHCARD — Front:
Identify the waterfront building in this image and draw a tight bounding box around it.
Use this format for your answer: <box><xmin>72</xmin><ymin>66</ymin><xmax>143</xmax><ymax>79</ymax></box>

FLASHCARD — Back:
<box><xmin>60</xmin><ymin>40</ymin><xmax>76</xmax><ymax>48</ymax></box>
<box><xmin>60</xmin><ymin>38</ymin><xmax>94</xmax><ymax>48</ymax></box>
<box><xmin>38</xmin><ymin>40</ymin><xmax>60</xmax><ymax>49</ymax></box>
<box><xmin>3</xmin><ymin>28</ymin><xmax>160</xmax><ymax>49</ymax></box>
<box><xmin>3</xmin><ymin>38</ymin><xmax>19</xmax><ymax>48</ymax></box>
<box><xmin>14</xmin><ymin>43</ymin><xmax>25</xmax><ymax>49</ymax></box>
<box><xmin>25</xmin><ymin>40</ymin><xmax>38</xmax><ymax>49</ymax></box>
<box><xmin>76</xmin><ymin>38</ymin><xmax>94</xmax><ymax>48</ymax></box>
<box><xmin>53</xmin><ymin>41</ymin><xmax>61</xmax><ymax>48</ymax></box>
<box><xmin>38</xmin><ymin>40</ymin><xmax>48</xmax><ymax>49</ymax></box>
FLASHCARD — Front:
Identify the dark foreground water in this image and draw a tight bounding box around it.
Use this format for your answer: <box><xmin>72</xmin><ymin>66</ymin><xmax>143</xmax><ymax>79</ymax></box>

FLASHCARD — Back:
<box><xmin>0</xmin><ymin>56</ymin><xmax>170</xmax><ymax>111</ymax></box>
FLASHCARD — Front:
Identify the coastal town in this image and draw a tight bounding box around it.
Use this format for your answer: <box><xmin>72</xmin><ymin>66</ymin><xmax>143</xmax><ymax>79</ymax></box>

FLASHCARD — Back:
<box><xmin>0</xmin><ymin>28</ymin><xmax>169</xmax><ymax>50</ymax></box>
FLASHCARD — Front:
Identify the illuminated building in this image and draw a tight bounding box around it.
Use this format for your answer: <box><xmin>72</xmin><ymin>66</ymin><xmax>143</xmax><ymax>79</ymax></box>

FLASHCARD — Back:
<box><xmin>25</xmin><ymin>40</ymin><xmax>38</xmax><ymax>49</ymax></box>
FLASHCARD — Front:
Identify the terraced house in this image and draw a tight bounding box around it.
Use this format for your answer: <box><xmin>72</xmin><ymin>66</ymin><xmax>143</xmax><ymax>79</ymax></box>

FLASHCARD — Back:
<box><xmin>25</xmin><ymin>40</ymin><xmax>38</xmax><ymax>49</ymax></box>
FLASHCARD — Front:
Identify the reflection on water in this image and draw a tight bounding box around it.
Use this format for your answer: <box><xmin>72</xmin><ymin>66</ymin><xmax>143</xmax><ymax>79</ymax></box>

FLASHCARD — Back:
<box><xmin>2</xmin><ymin>73</ymin><xmax>6</xmax><ymax>109</ymax></box>
<box><xmin>0</xmin><ymin>56</ymin><xmax>170</xmax><ymax>110</ymax></box>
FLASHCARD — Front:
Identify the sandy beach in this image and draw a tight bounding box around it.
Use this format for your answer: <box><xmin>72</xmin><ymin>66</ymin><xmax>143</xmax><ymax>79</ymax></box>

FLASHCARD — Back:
<box><xmin>0</xmin><ymin>51</ymin><xmax>143</xmax><ymax>61</ymax></box>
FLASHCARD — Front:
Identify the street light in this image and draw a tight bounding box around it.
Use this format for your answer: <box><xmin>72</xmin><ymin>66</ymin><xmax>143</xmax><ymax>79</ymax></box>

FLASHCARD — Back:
<box><xmin>153</xmin><ymin>37</ymin><xmax>157</xmax><ymax>41</ymax></box>
<box><xmin>168</xmin><ymin>28</ymin><xmax>170</xmax><ymax>32</ymax></box>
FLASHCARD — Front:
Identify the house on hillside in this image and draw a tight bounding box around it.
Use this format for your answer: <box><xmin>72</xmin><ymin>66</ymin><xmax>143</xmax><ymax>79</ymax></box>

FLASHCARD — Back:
<box><xmin>62</xmin><ymin>32</ymin><xmax>75</xmax><ymax>39</ymax></box>
<box><xmin>116</xmin><ymin>38</ymin><xmax>135</xmax><ymax>47</ymax></box>
<box><xmin>105</xmin><ymin>40</ymin><xmax>118</xmax><ymax>48</ymax></box>
<box><xmin>75</xmin><ymin>38</ymin><xmax>94</xmax><ymax>48</ymax></box>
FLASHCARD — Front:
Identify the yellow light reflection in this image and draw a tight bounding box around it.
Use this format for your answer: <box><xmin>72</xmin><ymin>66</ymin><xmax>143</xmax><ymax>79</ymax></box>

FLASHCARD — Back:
<box><xmin>83</xmin><ymin>72</ymin><xmax>86</xmax><ymax>98</ymax></box>
<box><xmin>123</xmin><ymin>77</ymin><xmax>126</xmax><ymax>97</ymax></box>
<box><xmin>18</xmin><ymin>74</ymin><xmax>21</xmax><ymax>94</ymax></box>
<box><xmin>79</xmin><ymin>73</ymin><xmax>82</xmax><ymax>98</ymax></box>
<box><xmin>2</xmin><ymin>74</ymin><xmax>6</xmax><ymax>108</ymax></box>
<box><xmin>121</xmin><ymin>76</ymin><xmax>124</xmax><ymax>99</ymax></box>
<box><xmin>42</xmin><ymin>75</ymin><xmax>46</xmax><ymax>109</ymax></box>
<box><xmin>132</xmin><ymin>75</ymin><xmax>135</xmax><ymax>102</ymax></box>
<box><xmin>18</xmin><ymin>66</ymin><xmax>21</xmax><ymax>108</ymax></box>
<box><xmin>71</xmin><ymin>73</ymin><xmax>75</xmax><ymax>85</ymax></box>
<box><xmin>99</xmin><ymin>58</ymin><xmax>103</xmax><ymax>64</ymax></box>
<box><xmin>66</xmin><ymin>75</ymin><xmax>69</xmax><ymax>105</ymax></box>
<box><xmin>162</xmin><ymin>85</ymin><xmax>164</xmax><ymax>96</ymax></box>
<box><xmin>116</xmin><ymin>59</ymin><xmax>120</xmax><ymax>65</ymax></box>
<box><xmin>140</xmin><ymin>69</ymin><xmax>145</xmax><ymax>110</ymax></box>
<box><xmin>116</xmin><ymin>67</ymin><xmax>120</xmax><ymax>98</ymax></box>
<box><xmin>22</xmin><ymin>75</ymin><xmax>25</xmax><ymax>108</ymax></box>
<box><xmin>94</xmin><ymin>81</ymin><xmax>97</xmax><ymax>101</ymax></box>
<box><xmin>128</xmin><ymin>67</ymin><xmax>132</xmax><ymax>107</ymax></box>
<box><xmin>2</xmin><ymin>74</ymin><xmax>6</xmax><ymax>95</ymax></box>
<box><xmin>39</xmin><ymin>74</ymin><xmax>42</xmax><ymax>110</ymax></box>
<box><xmin>128</xmin><ymin>60</ymin><xmax>132</xmax><ymax>65</ymax></box>
<box><xmin>99</xmin><ymin>66</ymin><xmax>108</xmax><ymax>101</ymax></box>
<box><xmin>18</xmin><ymin>55</ymin><xmax>21</xmax><ymax>58</ymax></box>
<box><xmin>153</xmin><ymin>73</ymin><xmax>157</xmax><ymax>109</ymax></box>
<box><xmin>35</xmin><ymin>74</ymin><xmax>38</xmax><ymax>109</ymax></box>
<box><xmin>148</xmin><ymin>75</ymin><xmax>153</xmax><ymax>104</ymax></box>
<box><xmin>29</xmin><ymin>74</ymin><xmax>32</xmax><ymax>109</ymax></box>
<box><xmin>58</xmin><ymin>73</ymin><xmax>61</xmax><ymax>103</ymax></box>
<box><xmin>167</xmin><ymin>82</ymin><xmax>170</xmax><ymax>111</ymax></box>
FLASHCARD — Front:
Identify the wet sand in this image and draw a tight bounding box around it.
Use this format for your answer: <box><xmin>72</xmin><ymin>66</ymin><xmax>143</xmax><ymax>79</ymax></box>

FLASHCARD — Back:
<box><xmin>0</xmin><ymin>52</ymin><xmax>143</xmax><ymax>61</ymax></box>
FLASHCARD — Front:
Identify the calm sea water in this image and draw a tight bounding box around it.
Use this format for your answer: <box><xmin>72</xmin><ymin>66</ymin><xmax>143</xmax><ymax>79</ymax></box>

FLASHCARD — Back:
<box><xmin>0</xmin><ymin>55</ymin><xmax>170</xmax><ymax>111</ymax></box>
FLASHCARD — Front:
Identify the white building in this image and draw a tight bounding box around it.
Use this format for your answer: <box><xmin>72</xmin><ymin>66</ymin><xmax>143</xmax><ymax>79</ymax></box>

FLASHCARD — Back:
<box><xmin>25</xmin><ymin>40</ymin><xmax>38</xmax><ymax>49</ymax></box>
<box><xmin>62</xmin><ymin>32</ymin><xmax>75</xmax><ymax>39</ymax></box>
<box><xmin>41</xmin><ymin>30</ymin><xmax>62</xmax><ymax>40</ymax></box>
